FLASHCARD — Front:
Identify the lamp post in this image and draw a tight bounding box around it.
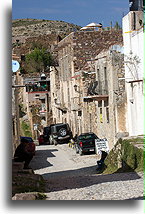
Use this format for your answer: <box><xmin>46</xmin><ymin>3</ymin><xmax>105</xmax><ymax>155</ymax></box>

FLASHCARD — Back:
<box><xmin>74</xmin><ymin>84</ymin><xmax>82</xmax><ymax>94</ymax></box>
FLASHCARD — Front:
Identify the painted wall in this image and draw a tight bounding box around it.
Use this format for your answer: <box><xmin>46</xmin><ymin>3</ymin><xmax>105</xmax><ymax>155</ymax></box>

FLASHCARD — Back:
<box><xmin>123</xmin><ymin>11</ymin><xmax>144</xmax><ymax>136</ymax></box>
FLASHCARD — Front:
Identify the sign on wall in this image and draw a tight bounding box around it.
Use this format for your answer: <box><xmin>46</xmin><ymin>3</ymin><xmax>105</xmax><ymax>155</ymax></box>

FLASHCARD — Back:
<box><xmin>95</xmin><ymin>138</ymin><xmax>109</xmax><ymax>154</ymax></box>
<box><xmin>33</xmin><ymin>124</ymin><xmax>38</xmax><ymax>131</ymax></box>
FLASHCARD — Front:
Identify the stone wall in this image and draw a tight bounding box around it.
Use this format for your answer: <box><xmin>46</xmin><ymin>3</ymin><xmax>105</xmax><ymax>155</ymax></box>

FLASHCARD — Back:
<box><xmin>73</xmin><ymin>30</ymin><xmax>123</xmax><ymax>72</ymax></box>
<box><xmin>52</xmin><ymin>30</ymin><xmax>125</xmax><ymax>145</ymax></box>
<box><xmin>57</xmin><ymin>30</ymin><xmax>123</xmax><ymax>73</ymax></box>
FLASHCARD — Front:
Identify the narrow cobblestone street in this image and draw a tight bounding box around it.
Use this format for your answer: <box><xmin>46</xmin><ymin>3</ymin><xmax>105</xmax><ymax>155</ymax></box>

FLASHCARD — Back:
<box><xmin>30</xmin><ymin>144</ymin><xmax>144</xmax><ymax>200</ymax></box>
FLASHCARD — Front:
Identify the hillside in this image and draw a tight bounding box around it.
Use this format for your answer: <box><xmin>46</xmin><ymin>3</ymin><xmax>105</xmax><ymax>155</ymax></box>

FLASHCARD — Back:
<box><xmin>12</xmin><ymin>18</ymin><xmax>81</xmax><ymax>44</ymax></box>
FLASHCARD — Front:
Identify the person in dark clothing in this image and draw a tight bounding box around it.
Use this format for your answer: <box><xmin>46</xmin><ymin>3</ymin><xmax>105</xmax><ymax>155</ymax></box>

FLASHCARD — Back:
<box><xmin>96</xmin><ymin>150</ymin><xmax>108</xmax><ymax>172</ymax></box>
<box><xmin>14</xmin><ymin>138</ymin><xmax>33</xmax><ymax>169</ymax></box>
<box><xmin>73</xmin><ymin>134</ymin><xmax>78</xmax><ymax>142</ymax></box>
<box><xmin>100</xmin><ymin>150</ymin><xmax>108</xmax><ymax>162</ymax></box>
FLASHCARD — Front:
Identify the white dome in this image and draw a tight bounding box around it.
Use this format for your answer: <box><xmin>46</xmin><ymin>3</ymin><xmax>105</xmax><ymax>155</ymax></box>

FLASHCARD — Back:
<box><xmin>41</xmin><ymin>73</ymin><xmax>46</xmax><ymax>77</ymax></box>
<box><xmin>80</xmin><ymin>22</ymin><xmax>102</xmax><ymax>30</ymax></box>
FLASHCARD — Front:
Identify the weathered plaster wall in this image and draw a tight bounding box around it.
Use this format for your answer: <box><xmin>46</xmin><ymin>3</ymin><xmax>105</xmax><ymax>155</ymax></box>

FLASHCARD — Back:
<box><xmin>52</xmin><ymin>30</ymin><xmax>126</xmax><ymax>148</ymax></box>
<box><xmin>123</xmin><ymin>11</ymin><xmax>144</xmax><ymax>136</ymax></box>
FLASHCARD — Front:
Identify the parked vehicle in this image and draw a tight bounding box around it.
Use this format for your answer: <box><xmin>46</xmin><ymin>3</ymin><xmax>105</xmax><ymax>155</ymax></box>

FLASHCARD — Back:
<box><xmin>20</xmin><ymin>136</ymin><xmax>36</xmax><ymax>155</ymax></box>
<box><xmin>38</xmin><ymin>134</ymin><xmax>45</xmax><ymax>145</ymax></box>
<box><xmin>49</xmin><ymin>123</ymin><xmax>73</xmax><ymax>145</ymax></box>
<box><xmin>14</xmin><ymin>136</ymin><xmax>36</xmax><ymax>169</ymax></box>
<box><xmin>75</xmin><ymin>132</ymin><xmax>99</xmax><ymax>155</ymax></box>
<box><xmin>43</xmin><ymin>124</ymin><xmax>57</xmax><ymax>143</ymax></box>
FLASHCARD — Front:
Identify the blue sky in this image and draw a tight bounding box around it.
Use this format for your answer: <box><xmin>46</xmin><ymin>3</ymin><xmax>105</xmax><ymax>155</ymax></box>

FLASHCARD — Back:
<box><xmin>12</xmin><ymin>0</ymin><xmax>129</xmax><ymax>27</ymax></box>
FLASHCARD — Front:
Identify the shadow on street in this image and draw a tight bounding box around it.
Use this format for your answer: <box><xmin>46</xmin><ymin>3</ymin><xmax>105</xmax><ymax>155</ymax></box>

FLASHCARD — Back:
<box><xmin>29</xmin><ymin>146</ymin><xmax>142</xmax><ymax>194</ymax></box>
<box><xmin>42</xmin><ymin>165</ymin><xmax>142</xmax><ymax>193</ymax></box>
<box><xmin>30</xmin><ymin>149</ymin><xmax>58</xmax><ymax>170</ymax></box>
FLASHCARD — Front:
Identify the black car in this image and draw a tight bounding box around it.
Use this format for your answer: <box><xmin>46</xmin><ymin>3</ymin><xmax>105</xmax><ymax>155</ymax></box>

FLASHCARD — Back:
<box><xmin>49</xmin><ymin>123</ymin><xmax>73</xmax><ymax>145</ymax></box>
<box><xmin>75</xmin><ymin>132</ymin><xmax>99</xmax><ymax>155</ymax></box>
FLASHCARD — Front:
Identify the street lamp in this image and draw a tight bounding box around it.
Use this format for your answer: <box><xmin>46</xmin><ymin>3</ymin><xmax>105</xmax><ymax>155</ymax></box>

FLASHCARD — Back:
<box><xmin>74</xmin><ymin>84</ymin><xmax>83</xmax><ymax>94</ymax></box>
<box><xmin>74</xmin><ymin>84</ymin><xmax>78</xmax><ymax>92</ymax></box>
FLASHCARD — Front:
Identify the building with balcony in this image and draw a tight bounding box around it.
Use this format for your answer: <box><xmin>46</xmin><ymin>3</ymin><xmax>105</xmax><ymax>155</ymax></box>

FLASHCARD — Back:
<box><xmin>22</xmin><ymin>73</ymin><xmax>51</xmax><ymax>129</ymax></box>
<box><xmin>81</xmin><ymin>44</ymin><xmax>127</xmax><ymax>148</ymax></box>
<box><xmin>50</xmin><ymin>29</ymin><xmax>127</xmax><ymax>149</ymax></box>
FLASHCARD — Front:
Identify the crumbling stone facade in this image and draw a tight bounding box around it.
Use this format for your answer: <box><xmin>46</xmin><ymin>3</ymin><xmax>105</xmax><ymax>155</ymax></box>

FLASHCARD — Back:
<box><xmin>82</xmin><ymin>45</ymin><xmax>127</xmax><ymax>149</ymax></box>
<box><xmin>51</xmin><ymin>30</ymin><xmax>127</xmax><ymax>149</ymax></box>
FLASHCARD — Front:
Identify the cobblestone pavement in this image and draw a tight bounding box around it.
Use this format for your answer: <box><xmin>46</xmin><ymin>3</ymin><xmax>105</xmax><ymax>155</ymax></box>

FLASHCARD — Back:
<box><xmin>30</xmin><ymin>144</ymin><xmax>144</xmax><ymax>200</ymax></box>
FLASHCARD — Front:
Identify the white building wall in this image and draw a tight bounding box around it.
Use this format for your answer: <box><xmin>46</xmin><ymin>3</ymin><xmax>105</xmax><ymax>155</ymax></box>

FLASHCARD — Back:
<box><xmin>123</xmin><ymin>12</ymin><xmax>144</xmax><ymax>136</ymax></box>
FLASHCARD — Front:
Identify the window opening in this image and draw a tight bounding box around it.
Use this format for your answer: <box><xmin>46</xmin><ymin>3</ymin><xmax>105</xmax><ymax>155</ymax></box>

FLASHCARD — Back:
<box><xmin>100</xmin><ymin>108</ymin><xmax>103</xmax><ymax>123</ymax></box>
<box><xmin>106</xmin><ymin>107</ymin><xmax>109</xmax><ymax>123</ymax></box>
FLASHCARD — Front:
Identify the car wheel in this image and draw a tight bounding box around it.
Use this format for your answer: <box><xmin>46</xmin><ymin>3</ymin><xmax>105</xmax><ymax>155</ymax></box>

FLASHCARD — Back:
<box><xmin>59</xmin><ymin>128</ymin><xmax>67</xmax><ymax>137</ymax></box>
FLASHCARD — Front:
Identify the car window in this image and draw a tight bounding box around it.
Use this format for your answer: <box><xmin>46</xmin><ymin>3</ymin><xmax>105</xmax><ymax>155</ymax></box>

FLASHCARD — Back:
<box><xmin>44</xmin><ymin>127</ymin><xmax>50</xmax><ymax>134</ymax></box>
<box><xmin>78</xmin><ymin>134</ymin><xmax>96</xmax><ymax>140</ymax></box>
<box><xmin>50</xmin><ymin>123</ymin><xmax>71</xmax><ymax>133</ymax></box>
<box><xmin>56</xmin><ymin>124</ymin><xmax>67</xmax><ymax>131</ymax></box>
<box><xmin>21</xmin><ymin>137</ymin><xmax>33</xmax><ymax>142</ymax></box>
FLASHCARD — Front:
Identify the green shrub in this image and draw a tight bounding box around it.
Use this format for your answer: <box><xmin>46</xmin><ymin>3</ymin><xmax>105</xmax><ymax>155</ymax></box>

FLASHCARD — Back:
<box><xmin>103</xmin><ymin>138</ymin><xmax>144</xmax><ymax>174</ymax></box>
<box><xmin>21</xmin><ymin>121</ymin><xmax>32</xmax><ymax>137</ymax></box>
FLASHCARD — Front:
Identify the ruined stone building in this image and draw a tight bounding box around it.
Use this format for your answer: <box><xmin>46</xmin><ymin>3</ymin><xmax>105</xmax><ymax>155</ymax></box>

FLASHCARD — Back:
<box><xmin>82</xmin><ymin>45</ymin><xmax>127</xmax><ymax>149</ymax></box>
<box><xmin>12</xmin><ymin>63</ymin><xmax>52</xmax><ymax>149</ymax></box>
<box><xmin>50</xmin><ymin>30</ymin><xmax>127</xmax><ymax>149</ymax></box>
<box><xmin>22</xmin><ymin>73</ymin><xmax>52</xmax><ymax>136</ymax></box>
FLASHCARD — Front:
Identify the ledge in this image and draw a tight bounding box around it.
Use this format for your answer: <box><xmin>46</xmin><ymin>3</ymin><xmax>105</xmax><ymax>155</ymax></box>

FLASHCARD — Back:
<box><xmin>127</xmin><ymin>79</ymin><xmax>143</xmax><ymax>83</ymax></box>
<box><xmin>83</xmin><ymin>95</ymin><xmax>109</xmax><ymax>102</ymax></box>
